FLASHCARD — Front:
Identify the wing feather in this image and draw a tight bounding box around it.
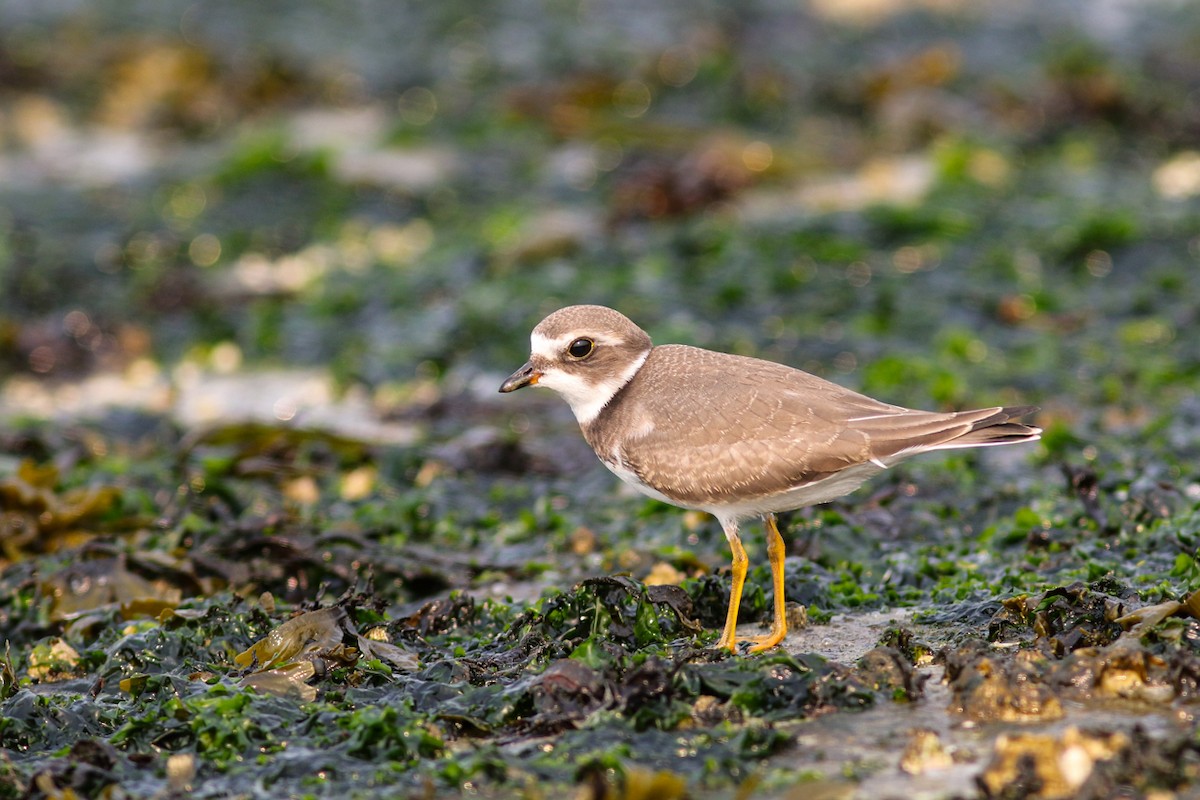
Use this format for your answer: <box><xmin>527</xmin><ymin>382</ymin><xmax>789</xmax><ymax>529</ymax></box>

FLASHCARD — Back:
<box><xmin>585</xmin><ymin>345</ymin><xmax>1038</xmax><ymax>508</ymax></box>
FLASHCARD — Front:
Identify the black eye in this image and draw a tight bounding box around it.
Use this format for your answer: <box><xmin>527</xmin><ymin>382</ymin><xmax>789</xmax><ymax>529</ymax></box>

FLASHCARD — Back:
<box><xmin>567</xmin><ymin>337</ymin><xmax>595</xmax><ymax>359</ymax></box>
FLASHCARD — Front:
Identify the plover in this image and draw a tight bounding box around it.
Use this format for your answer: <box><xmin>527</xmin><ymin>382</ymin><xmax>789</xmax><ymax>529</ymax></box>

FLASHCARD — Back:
<box><xmin>500</xmin><ymin>305</ymin><xmax>1040</xmax><ymax>653</ymax></box>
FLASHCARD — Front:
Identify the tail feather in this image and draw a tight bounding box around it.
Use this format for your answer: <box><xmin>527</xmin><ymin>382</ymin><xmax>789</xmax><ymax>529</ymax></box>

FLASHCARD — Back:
<box><xmin>931</xmin><ymin>406</ymin><xmax>1042</xmax><ymax>450</ymax></box>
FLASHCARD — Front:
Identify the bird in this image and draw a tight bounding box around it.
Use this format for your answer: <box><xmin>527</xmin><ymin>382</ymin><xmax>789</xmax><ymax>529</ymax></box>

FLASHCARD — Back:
<box><xmin>499</xmin><ymin>305</ymin><xmax>1041</xmax><ymax>653</ymax></box>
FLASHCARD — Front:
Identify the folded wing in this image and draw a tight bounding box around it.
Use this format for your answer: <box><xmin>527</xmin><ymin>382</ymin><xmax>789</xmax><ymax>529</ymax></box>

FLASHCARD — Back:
<box><xmin>603</xmin><ymin>345</ymin><xmax>1040</xmax><ymax>507</ymax></box>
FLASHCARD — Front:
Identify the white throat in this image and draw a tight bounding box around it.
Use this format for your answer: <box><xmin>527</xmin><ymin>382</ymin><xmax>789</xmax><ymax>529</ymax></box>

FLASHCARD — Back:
<box><xmin>531</xmin><ymin>333</ymin><xmax>649</xmax><ymax>425</ymax></box>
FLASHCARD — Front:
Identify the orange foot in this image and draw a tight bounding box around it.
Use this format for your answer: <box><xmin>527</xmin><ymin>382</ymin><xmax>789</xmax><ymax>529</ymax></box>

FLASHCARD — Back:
<box><xmin>714</xmin><ymin>625</ymin><xmax>787</xmax><ymax>654</ymax></box>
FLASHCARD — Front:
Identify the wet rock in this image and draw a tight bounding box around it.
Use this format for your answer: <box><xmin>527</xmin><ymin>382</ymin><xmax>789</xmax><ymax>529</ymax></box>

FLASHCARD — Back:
<box><xmin>1051</xmin><ymin>645</ymin><xmax>1176</xmax><ymax>705</ymax></box>
<box><xmin>967</xmin><ymin>587</ymin><xmax>1200</xmax><ymax>712</ymax></box>
<box><xmin>899</xmin><ymin>728</ymin><xmax>954</xmax><ymax>775</ymax></box>
<box><xmin>785</xmin><ymin>601</ymin><xmax>809</xmax><ymax>633</ymax></box>
<box><xmin>23</xmin><ymin>738</ymin><xmax>124</xmax><ymax>799</ymax></box>
<box><xmin>1092</xmin><ymin>648</ymin><xmax>1173</xmax><ymax>703</ymax></box>
<box><xmin>428</xmin><ymin>425</ymin><xmax>545</xmax><ymax>475</ymax></box>
<box><xmin>857</xmin><ymin>646</ymin><xmax>927</xmax><ymax>701</ymax></box>
<box><xmin>532</xmin><ymin>659</ymin><xmax>610</xmax><ymax>722</ymax></box>
<box><xmin>1031</xmin><ymin>583</ymin><xmax>1127</xmax><ymax>654</ymax></box>
<box><xmin>977</xmin><ymin>727</ymin><xmax>1129</xmax><ymax>800</ymax></box>
<box><xmin>1166</xmin><ymin>647</ymin><xmax>1200</xmax><ymax>701</ymax></box>
<box><xmin>987</xmin><ymin>582</ymin><xmax>1142</xmax><ymax>656</ymax></box>
<box><xmin>401</xmin><ymin>593</ymin><xmax>477</xmax><ymax>636</ymax></box>
<box><xmin>618</xmin><ymin>656</ymin><xmax>685</xmax><ymax>729</ymax></box>
<box><xmin>945</xmin><ymin>641</ymin><xmax>1063</xmax><ymax>722</ymax></box>
<box><xmin>690</xmin><ymin>694</ymin><xmax>742</xmax><ymax>727</ymax></box>
<box><xmin>876</xmin><ymin>625</ymin><xmax>935</xmax><ymax>666</ymax></box>
<box><xmin>979</xmin><ymin>724</ymin><xmax>1200</xmax><ymax>798</ymax></box>
<box><xmin>988</xmin><ymin>594</ymin><xmax>1036</xmax><ymax>644</ymax></box>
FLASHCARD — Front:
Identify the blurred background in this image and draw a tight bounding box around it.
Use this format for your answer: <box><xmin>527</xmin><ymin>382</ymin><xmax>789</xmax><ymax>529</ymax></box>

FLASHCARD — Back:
<box><xmin>2</xmin><ymin>0</ymin><xmax>1198</xmax><ymax>440</ymax></box>
<box><xmin>4</xmin><ymin>3</ymin><xmax>1200</xmax><ymax>795</ymax></box>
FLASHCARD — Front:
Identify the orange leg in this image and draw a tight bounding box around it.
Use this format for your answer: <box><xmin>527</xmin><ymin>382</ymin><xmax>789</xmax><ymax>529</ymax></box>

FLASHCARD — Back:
<box><xmin>713</xmin><ymin>514</ymin><xmax>789</xmax><ymax>654</ymax></box>
<box><xmin>714</xmin><ymin>520</ymin><xmax>748</xmax><ymax>652</ymax></box>
<box><xmin>747</xmin><ymin>514</ymin><xmax>787</xmax><ymax>652</ymax></box>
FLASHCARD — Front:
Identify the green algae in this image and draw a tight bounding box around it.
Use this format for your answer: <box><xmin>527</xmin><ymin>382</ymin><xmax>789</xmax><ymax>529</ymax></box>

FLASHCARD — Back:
<box><xmin>4</xmin><ymin>1</ymin><xmax>1200</xmax><ymax>798</ymax></box>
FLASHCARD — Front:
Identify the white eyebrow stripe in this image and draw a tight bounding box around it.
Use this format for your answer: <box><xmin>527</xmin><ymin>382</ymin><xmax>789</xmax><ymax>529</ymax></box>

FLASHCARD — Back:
<box><xmin>530</xmin><ymin>332</ymin><xmax>563</xmax><ymax>357</ymax></box>
<box><xmin>531</xmin><ymin>331</ymin><xmax>624</xmax><ymax>357</ymax></box>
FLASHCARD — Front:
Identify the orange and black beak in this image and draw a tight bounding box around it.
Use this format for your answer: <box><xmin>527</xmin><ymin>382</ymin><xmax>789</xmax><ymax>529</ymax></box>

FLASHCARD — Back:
<box><xmin>499</xmin><ymin>361</ymin><xmax>540</xmax><ymax>393</ymax></box>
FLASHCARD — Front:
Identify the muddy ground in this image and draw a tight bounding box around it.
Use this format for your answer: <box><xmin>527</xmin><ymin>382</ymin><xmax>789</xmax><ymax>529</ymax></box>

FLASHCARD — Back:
<box><xmin>3</xmin><ymin>1</ymin><xmax>1200</xmax><ymax>798</ymax></box>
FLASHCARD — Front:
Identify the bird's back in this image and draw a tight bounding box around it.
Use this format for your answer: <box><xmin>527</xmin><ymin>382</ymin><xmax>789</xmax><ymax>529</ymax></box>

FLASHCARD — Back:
<box><xmin>583</xmin><ymin>344</ymin><xmax>1039</xmax><ymax>511</ymax></box>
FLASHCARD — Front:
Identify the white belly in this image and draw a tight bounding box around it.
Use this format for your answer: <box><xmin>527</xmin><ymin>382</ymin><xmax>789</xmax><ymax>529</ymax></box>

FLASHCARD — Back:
<box><xmin>599</xmin><ymin>451</ymin><xmax>888</xmax><ymax>521</ymax></box>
